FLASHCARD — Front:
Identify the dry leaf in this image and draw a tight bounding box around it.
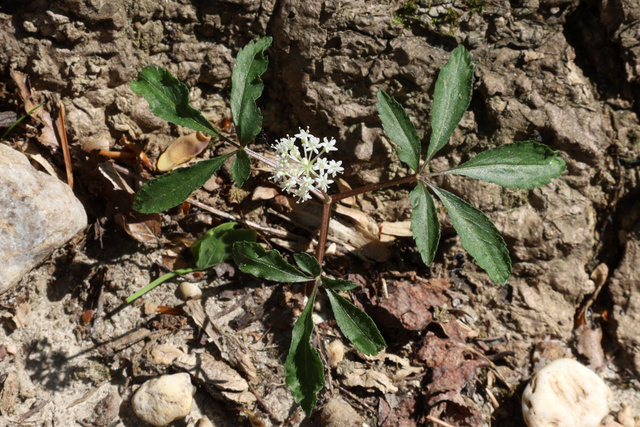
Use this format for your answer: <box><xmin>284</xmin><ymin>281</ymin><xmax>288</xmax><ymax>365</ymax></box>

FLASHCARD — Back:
<box><xmin>380</xmin><ymin>221</ymin><xmax>412</xmax><ymax>237</ymax></box>
<box><xmin>417</xmin><ymin>332</ymin><xmax>488</xmax><ymax>405</ymax></box>
<box><xmin>335</xmin><ymin>178</ymin><xmax>356</xmax><ymax>206</ymax></box>
<box><xmin>115</xmin><ymin>212</ymin><xmax>161</xmax><ymax>244</ymax></box>
<box><xmin>576</xmin><ymin>325</ymin><xmax>605</xmax><ymax>368</ymax></box>
<box><xmin>337</xmin><ymin>361</ymin><xmax>398</xmax><ymax>393</ymax></box>
<box><xmin>0</xmin><ymin>371</ymin><xmax>20</xmax><ymax>413</ymax></box>
<box><xmin>11</xmin><ymin>71</ymin><xmax>58</xmax><ymax>149</ymax></box>
<box><xmin>98</xmin><ymin>162</ymin><xmax>134</xmax><ymax>193</ymax></box>
<box><xmin>12</xmin><ymin>303</ymin><xmax>30</xmax><ymax>328</ymax></box>
<box><xmin>157</xmin><ymin>131</ymin><xmax>211</xmax><ymax>171</ymax></box>
<box><xmin>173</xmin><ymin>352</ymin><xmax>256</xmax><ymax>404</ymax></box>
<box><xmin>251</xmin><ymin>186</ymin><xmax>279</xmax><ymax>201</ymax></box>
<box><xmin>370</xmin><ymin>279</ymin><xmax>450</xmax><ymax>331</ymax></box>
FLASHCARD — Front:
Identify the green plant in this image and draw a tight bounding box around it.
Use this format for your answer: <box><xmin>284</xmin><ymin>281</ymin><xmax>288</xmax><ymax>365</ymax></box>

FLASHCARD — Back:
<box><xmin>127</xmin><ymin>38</ymin><xmax>565</xmax><ymax>414</ymax></box>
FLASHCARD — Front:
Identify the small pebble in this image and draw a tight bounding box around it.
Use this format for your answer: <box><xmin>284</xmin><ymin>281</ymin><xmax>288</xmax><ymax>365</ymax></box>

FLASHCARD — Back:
<box><xmin>522</xmin><ymin>358</ymin><xmax>612</xmax><ymax>427</ymax></box>
<box><xmin>179</xmin><ymin>282</ymin><xmax>202</xmax><ymax>300</ymax></box>
<box><xmin>321</xmin><ymin>398</ymin><xmax>363</xmax><ymax>427</ymax></box>
<box><xmin>131</xmin><ymin>373</ymin><xmax>195</xmax><ymax>427</ymax></box>
<box><xmin>327</xmin><ymin>340</ymin><xmax>345</xmax><ymax>368</ymax></box>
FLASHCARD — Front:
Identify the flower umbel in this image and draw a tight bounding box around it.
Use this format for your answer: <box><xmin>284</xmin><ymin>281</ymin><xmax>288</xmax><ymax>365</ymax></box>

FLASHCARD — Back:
<box><xmin>271</xmin><ymin>128</ymin><xmax>343</xmax><ymax>202</ymax></box>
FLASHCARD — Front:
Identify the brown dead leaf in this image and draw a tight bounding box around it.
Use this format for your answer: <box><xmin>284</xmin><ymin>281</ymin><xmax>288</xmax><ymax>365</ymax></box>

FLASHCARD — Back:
<box><xmin>115</xmin><ymin>212</ymin><xmax>161</xmax><ymax>244</ymax></box>
<box><xmin>370</xmin><ymin>279</ymin><xmax>450</xmax><ymax>331</ymax></box>
<box><xmin>0</xmin><ymin>371</ymin><xmax>20</xmax><ymax>413</ymax></box>
<box><xmin>11</xmin><ymin>71</ymin><xmax>58</xmax><ymax>149</ymax></box>
<box><xmin>157</xmin><ymin>132</ymin><xmax>211</xmax><ymax>171</ymax></box>
<box><xmin>378</xmin><ymin>395</ymin><xmax>418</xmax><ymax>427</ymax></box>
<box><xmin>337</xmin><ymin>361</ymin><xmax>398</xmax><ymax>393</ymax></box>
<box><xmin>335</xmin><ymin>178</ymin><xmax>356</xmax><ymax>206</ymax></box>
<box><xmin>251</xmin><ymin>186</ymin><xmax>279</xmax><ymax>201</ymax></box>
<box><xmin>0</xmin><ymin>345</ymin><xmax>7</xmax><ymax>362</ymax></box>
<box><xmin>576</xmin><ymin>324</ymin><xmax>605</xmax><ymax>368</ymax></box>
<box><xmin>12</xmin><ymin>302</ymin><xmax>30</xmax><ymax>328</ymax></box>
<box><xmin>417</xmin><ymin>332</ymin><xmax>488</xmax><ymax>405</ymax></box>
<box><xmin>173</xmin><ymin>352</ymin><xmax>256</xmax><ymax>404</ymax></box>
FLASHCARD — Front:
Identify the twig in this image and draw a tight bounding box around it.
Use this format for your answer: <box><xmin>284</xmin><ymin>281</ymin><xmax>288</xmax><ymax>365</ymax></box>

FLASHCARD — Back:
<box><xmin>18</xmin><ymin>400</ymin><xmax>49</xmax><ymax>422</ymax></box>
<box><xmin>426</xmin><ymin>415</ymin><xmax>456</xmax><ymax>427</ymax></box>
<box><xmin>187</xmin><ymin>198</ymin><xmax>299</xmax><ymax>240</ymax></box>
<box><xmin>55</xmin><ymin>102</ymin><xmax>73</xmax><ymax>188</ymax></box>
<box><xmin>336</xmin><ymin>385</ymin><xmax>376</xmax><ymax>414</ymax></box>
<box><xmin>67</xmin><ymin>381</ymin><xmax>106</xmax><ymax>409</ymax></box>
<box><xmin>248</xmin><ymin>382</ymin><xmax>281</xmax><ymax>425</ymax></box>
<box><xmin>213</xmin><ymin>291</ymin><xmax>253</xmax><ymax>320</ymax></box>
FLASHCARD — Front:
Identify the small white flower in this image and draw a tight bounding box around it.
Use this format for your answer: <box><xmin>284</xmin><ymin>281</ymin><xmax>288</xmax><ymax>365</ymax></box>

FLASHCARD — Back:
<box><xmin>327</xmin><ymin>160</ymin><xmax>344</xmax><ymax>176</ymax></box>
<box><xmin>271</xmin><ymin>128</ymin><xmax>344</xmax><ymax>202</ymax></box>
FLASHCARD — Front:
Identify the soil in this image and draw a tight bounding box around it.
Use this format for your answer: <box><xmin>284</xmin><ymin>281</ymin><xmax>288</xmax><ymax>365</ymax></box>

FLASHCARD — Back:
<box><xmin>1</xmin><ymin>0</ymin><xmax>640</xmax><ymax>426</ymax></box>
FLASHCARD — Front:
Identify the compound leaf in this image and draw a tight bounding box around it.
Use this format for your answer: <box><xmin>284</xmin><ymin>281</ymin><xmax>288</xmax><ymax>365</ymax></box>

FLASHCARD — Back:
<box><xmin>130</xmin><ymin>65</ymin><xmax>221</xmax><ymax>137</ymax></box>
<box><xmin>293</xmin><ymin>252</ymin><xmax>321</xmax><ymax>277</ymax></box>
<box><xmin>322</xmin><ymin>277</ymin><xmax>358</xmax><ymax>291</ymax></box>
<box><xmin>191</xmin><ymin>222</ymin><xmax>257</xmax><ymax>270</ymax></box>
<box><xmin>429</xmin><ymin>185</ymin><xmax>511</xmax><ymax>284</ymax></box>
<box><xmin>231</xmin><ymin>37</ymin><xmax>272</xmax><ymax>145</ymax></box>
<box><xmin>285</xmin><ymin>290</ymin><xmax>324</xmax><ymax>415</ymax></box>
<box><xmin>445</xmin><ymin>141</ymin><xmax>566</xmax><ymax>189</ymax></box>
<box><xmin>232</xmin><ymin>241</ymin><xmax>310</xmax><ymax>282</ymax></box>
<box><xmin>427</xmin><ymin>46</ymin><xmax>474</xmax><ymax>162</ymax></box>
<box><xmin>133</xmin><ymin>152</ymin><xmax>234</xmax><ymax>213</ymax></box>
<box><xmin>231</xmin><ymin>149</ymin><xmax>252</xmax><ymax>188</ymax></box>
<box><xmin>326</xmin><ymin>289</ymin><xmax>386</xmax><ymax>356</ymax></box>
<box><xmin>377</xmin><ymin>89</ymin><xmax>421</xmax><ymax>171</ymax></box>
<box><xmin>410</xmin><ymin>183</ymin><xmax>440</xmax><ymax>266</ymax></box>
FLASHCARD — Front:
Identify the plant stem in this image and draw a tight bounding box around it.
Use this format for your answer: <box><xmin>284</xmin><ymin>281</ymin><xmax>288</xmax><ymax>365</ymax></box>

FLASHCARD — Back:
<box><xmin>125</xmin><ymin>267</ymin><xmax>197</xmax><ymax>304</ymax></box>
<box><xmin>331</xmin><ymin>174</ymin><xmax>418</xmax><ymax>202</ymax></box>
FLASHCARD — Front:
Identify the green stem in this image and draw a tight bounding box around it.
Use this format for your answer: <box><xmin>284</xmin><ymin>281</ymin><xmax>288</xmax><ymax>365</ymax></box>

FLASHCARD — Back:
<box><xmin>125</xmin><ymin>267</ymin><xmax>198</xmax><ymax>304</ymax></box>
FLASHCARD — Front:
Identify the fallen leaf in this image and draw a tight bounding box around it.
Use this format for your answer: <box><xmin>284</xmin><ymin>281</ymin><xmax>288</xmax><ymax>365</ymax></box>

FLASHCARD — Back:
<box><xmin>576</xmin><ymin>324</ymin><xmax>605</xmax><ymax>368</ymax></box>
<box><xmin>378</xmin><ymin>395</ymin><xmax>418</xmax><ymax>427</ymax></box>
<box><xmin>115</xmin><ymin>212</ymin><xmax>161</xmax><ymax>244</ymax></box>
<box><xmin>369</xmin><ymin>279</ymin><xmax>450</xmax><ymax>331</ymax></box>
<box><xmin>416</xmin><ymin>332</ymin><xmax>488</xmax><ymax>405</ymax></box>
<box><xmin>12</xmin><ymin>303</ymin><xmax>30</xmax><ymax>328</ymax></box>
<box><xmin>173</xmin><ymin>352</ymin><xmax>256</xmax><ymax>404</ymax></box>
<box><xmin>337</xmin><ymin>361</ymin><xmax>398</xmax><ymax>393</ymax></box>
<box><xmin>0</xmin><ymin>371</ymin><xmax>20</xmax><ymax>413</ymax></box>
<box><xmin>11</xmin><ymin>71</ymin><xmax>58</xmax><ymax>149</ymax></box>
<box><xmin>251</xmin><ymin>186</ymin><xmax>279</xmax><ymax>201</ymax></box>
<box><xmin>157</xmin><ymin>132</ymin><xmax>211</xmax><ymax>171</ymax></box>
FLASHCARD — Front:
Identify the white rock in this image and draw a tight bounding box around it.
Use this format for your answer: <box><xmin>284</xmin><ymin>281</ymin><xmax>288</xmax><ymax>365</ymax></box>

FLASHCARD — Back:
<box><xmin>522</xmin><ymin>358</ymin><xmax>612</xmax><ymax>427</ymax></box>
<box><xmin>180</xmin><ymin>282</ymin><xmax>202</xmax><ymax>300</ymax></box>
<box><xmin>0</xmin><ymin>144</ymin><xmax>87</xmax><ymax>294</ymax></box>
<box><xmin>131</xmin><ymin>373</ymin><xmax>195</xmax><ymax>426</ymax></box>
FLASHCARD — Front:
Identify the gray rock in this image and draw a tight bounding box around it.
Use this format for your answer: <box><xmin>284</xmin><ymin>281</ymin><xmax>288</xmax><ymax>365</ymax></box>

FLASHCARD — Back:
<box><xmin>0</xmin><ymin>144</ymin><xmax>87</xmax><ymax>294</ymax></box>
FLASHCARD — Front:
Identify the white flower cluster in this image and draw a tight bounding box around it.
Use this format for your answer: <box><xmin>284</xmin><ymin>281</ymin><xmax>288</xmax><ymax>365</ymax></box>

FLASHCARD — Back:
<box><xmin>272</xmin><ymin>128</ymin><xmax>344</xmax><ymax>202</ymax></box>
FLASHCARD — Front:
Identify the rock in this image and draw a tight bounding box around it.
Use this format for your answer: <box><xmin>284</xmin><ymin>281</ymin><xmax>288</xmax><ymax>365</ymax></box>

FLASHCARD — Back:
<box><xmin>320</xmin><ymin>398</ymin><xmax>363</xmax><ymax>427</ymax></box>
<box><xmin>131</xmin><ymin>373</ymin><xmax>195</xmax><ymax>427</ymax></box>
<box><xmin>521</xmin><ymin>358</ymin><xmax>612</xmax><ymax>427</ymax></box>
<box><xmin>198</xmin><ymin>417</ymin><xmax>214</xmax><ymax>427</ymax></box>
<box><xmin>0</xmin><ymin>144</ymin><xmax>87</xmax><ymax>294</ymax></box>
<box><xmin>179</xmin><ymin>282</ymin><xmax>202</xmax><ymax>300</ymax></box>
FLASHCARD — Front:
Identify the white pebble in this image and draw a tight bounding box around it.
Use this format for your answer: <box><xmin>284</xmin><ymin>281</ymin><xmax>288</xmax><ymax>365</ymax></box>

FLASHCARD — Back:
<box><xmin>180</xmin><ymin>282</ymin><xmax>202</xmax><ymax>300</ymax></box>
<box><xmin>522</xmin><ymin>358</ymin><xmax>612</xmax><ymax>427</ymax></box>
<box><xmin>131</xmin><ymin>373</ymin><xmax>195</xmax><ymax>426</ymax></box>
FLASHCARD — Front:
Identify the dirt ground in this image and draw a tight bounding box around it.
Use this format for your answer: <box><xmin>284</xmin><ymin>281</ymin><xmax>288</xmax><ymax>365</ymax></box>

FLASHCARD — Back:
<box><xmin>1</xmin><ymin>0</ymin><xmax>640</xmax><ymax>426</ymax></box>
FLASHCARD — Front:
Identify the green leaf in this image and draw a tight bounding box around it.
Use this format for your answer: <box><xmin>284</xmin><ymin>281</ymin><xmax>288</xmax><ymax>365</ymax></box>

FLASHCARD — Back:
<box><xmin>322</xmin><ymin>277</ymin><xmax>358</xmax><ymax>291</ymax></box>
<box><xmin>445</xmin><ymin>141</ymin><xmax>566</xmax><ymax>189</ymax></box>
<box><xmin>410</xmin><ymin>183</ymin><xmax>440</xmax><ymax>266</ymax></box>
<box><xmin>427</xmin><ymin>46</ymin><xmax>474</xmax><ymax>162</ymax></box>
<box><xmin>231</xmin><ymin>149</ymin><xmax>252</xmax><ymax>188</ymax></box>
<box><xmin>231</xmin><ymin>37</ymin><xmax>272</xmax><ymax>145</ymax></box>
<box><xmin>232</xmin><ymin>242</ymin><xmax>311</xmax><ymax>282</ymax></box>
<box><xmin>376</xmin><ymin>89</ymin><xmax>421</xmax><ymax>171</ymax></box>
<box><xmin>130</xmin><ymin>65</ymin><xmax>221</xmax><ymax>137</ymax></box>
<box><xmin>133</xmin><ymin>153</ymin><xmax>234</xmax><ymax>213</ymax></box>
<box><xmin>284</xmin><ymin>289</ymin><xmax>324</xmax><ymax>415</ymax></box>
<box><xmin>293</xmin><ymin>252</ymin><xmax>321</xmax><ymax>277</ymax></box>
<box><xmin>429</xmin><ymin>185</ymin><xmax>511</xmax><ymax>284</ymax></box>
<box><xmin>191</xmin><ymin>222</ymin><xmax>257</xmax><ymax>270</ymax></box>
<box><xmin>326</xmin><ymin>289</ymin><xmax>386</xmax><ymax>356</ymax></box>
